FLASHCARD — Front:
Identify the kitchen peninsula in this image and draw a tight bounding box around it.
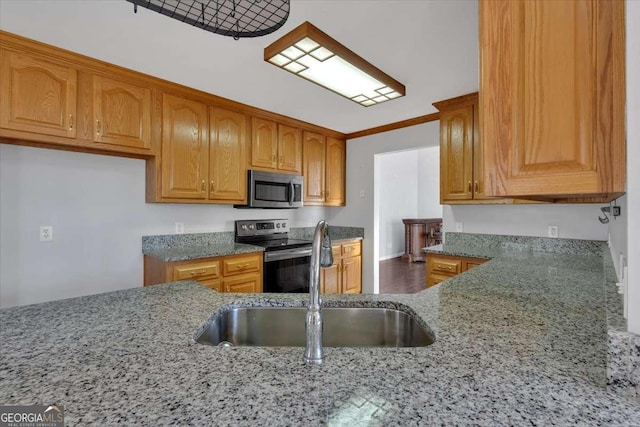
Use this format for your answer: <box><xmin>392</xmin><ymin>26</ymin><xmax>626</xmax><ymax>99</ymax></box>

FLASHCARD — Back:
<box><xmin>2</xmin><ymin>236</ymin><xmax>638</xmax><ymax>425</ymax></box>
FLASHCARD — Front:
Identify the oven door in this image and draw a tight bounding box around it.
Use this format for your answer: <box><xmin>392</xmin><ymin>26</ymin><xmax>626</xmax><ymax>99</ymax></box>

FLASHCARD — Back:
<box><xmin>263</xmin><ymin>247</ymin><xmax>311</xmax><ymax>293</ymax></box>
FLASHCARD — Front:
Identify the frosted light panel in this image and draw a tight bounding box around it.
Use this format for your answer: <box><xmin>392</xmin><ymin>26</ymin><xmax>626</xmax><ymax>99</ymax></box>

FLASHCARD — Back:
<box><xmin>265</xmin><ymin>23</ymin><xmax>405</xmax><ymax>107</ymax></box>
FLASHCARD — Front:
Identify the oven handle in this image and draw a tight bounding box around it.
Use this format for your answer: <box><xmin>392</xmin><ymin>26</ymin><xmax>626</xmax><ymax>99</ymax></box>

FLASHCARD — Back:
<box><xmin>264</xmin><ymin>247</ymin><xmax>312</xmax><ymax>262</ymax></box>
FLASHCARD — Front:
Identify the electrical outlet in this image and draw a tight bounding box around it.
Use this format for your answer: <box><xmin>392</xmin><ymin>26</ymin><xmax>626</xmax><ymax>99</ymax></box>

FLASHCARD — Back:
<box><xmin>175</xmin><ymin>223</ymin><xmax>184</xmax><ymax>234</ymax></box>
<box><xmin>548</xmin><ymin>225</ymin><xmax>559</xmax><ymax>238</ymax></box>
<box><xmin>39</xmin><ymin>226</ymin><xmax>53</xmax><ymax>242</ymax></box>
<box><xmin>455</xmin><ymin>222</ymin><xmax>463</xmax><ymax>232</ymax></box>
<box><xmin>359</xmin><ymin>189</ymin><xmax>365</xmax><ymax>198</ymax></box>
<box><xmin>386</xmin><ymin>242</ymin><xmax>392</xmax><ymax>249</ymax></box>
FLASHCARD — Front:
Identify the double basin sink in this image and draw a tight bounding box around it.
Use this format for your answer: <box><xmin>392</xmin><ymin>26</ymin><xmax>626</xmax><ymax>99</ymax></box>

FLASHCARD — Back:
<box><xmin>196</xmin><ymin>306</ymin><xmax>434</xmax><ymax>348</ymax></box>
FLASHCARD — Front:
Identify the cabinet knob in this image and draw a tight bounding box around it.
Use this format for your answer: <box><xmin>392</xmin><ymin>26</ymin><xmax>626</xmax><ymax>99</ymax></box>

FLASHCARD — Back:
<box><xmin>96</xmin><ymin>120</ymin><xmax>102</xmax><ymax>136</ymax></box>
<box><xmin>210</xmin><ymin>180</ymin><xmax>214</xmax><ymax>191</ymax></box>
<box><xmin>468</xmin><ymin>181</ymin><xmax>472</xmax><ymax>192</ymax></box>
<box><xmin>68</xmin><ymin>114</ymin><xmax>74</xmax><ymax>131</ymax></box>
<box><xmin>201</xmin><ymin>180</ymin><xmax>206</xmax><ymax>191</ymax></box>
<box><xmin>475</xmin><ymin>181</ymin><xmax>479</xmax><ymax>193</ymax></box>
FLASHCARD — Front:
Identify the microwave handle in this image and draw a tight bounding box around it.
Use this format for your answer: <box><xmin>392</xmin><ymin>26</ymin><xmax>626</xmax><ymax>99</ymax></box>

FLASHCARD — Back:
<box><xmin>289</xmin><ymin>181</ymin><xmax>294</xmax><ymax>206</ymax></box>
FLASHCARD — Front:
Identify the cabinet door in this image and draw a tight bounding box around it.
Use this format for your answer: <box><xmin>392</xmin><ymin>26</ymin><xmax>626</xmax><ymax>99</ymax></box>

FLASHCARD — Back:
<box><xmin>161</xmin><ymin>94</ymin><xmax>208</xmax><ymax>199</ymax></box>
<box><xmin>325</xmin><ymin>137</ymin><xmax>346</xmax><ymax>206</ymax></box>
<box><xmin>440</xmin><ymin>106</ymin><xmax>473</xmax><ymax>202</ymax></box>
<box><xmin>93</xmin><ymin>75</ymin><xmax>151</xmax><ymax>149</ymax></box>
<box><xmin>0</xmin><ymin>50</ymin><xmax>77</xmax><ymax>138</ymax></box>
<box><xmin>341</xmin><ymin>256</ymin><xmax>362</xmax><ymax>294</ymax></box>
<box><xmin>303</xmin><ymin>131</ymin><xmax>326</xmax><ymax>204</ymax></box>
<box><xmin>481</xmin><ymin>0</ymin><xmax>625</xmax><ymax>198</ymax></box>
<box><xmin>321</xmin><ymin>263</ymin><xmax>341</xmax><ymax>294</ymax></box>
<box><xmin>209</xmin><ymin>108</ymin><xmax>247</xmax><ymax>202</ymax></box>
<box><xmin>223</xmin><ymin>273</ymin><xmax>261</xmax><ymax>293</ymax></box>
<box><xmin>278</xmin><ymin>124</ymin><xmax>302</xmax><ymax>173</ymax></box>
<box><xmin>199</xmin><ymin>278</ymin><xmax>222</xmax><ymax>292</ymax></box>
<box><xmin>251</xmin><ymin>117</ymin><xmax>277</xmax><ymax>169</ymax></box>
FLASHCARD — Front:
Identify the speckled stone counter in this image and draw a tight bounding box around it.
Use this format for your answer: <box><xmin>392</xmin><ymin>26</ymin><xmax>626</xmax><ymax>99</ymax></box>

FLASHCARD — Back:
<box><xmin>2</xmin><ymin>244</ymin><xmax>640</xmax><ymax>425</ymax></box>
<box><xmin>142</xmin><ymin>232</ymin><xmax>264</xmax><ymax>261</ymax></box>
<box><xmin>424</xmin><ymin>232</ymin><xmax>639</xmax><ymax>401</ymax></box>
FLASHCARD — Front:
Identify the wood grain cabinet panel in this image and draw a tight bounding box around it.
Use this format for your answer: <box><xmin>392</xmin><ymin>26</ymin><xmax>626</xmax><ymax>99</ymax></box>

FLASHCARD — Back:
<box><xmin>209</xmin><ymin>108</ymin><xmax>247</xmax><ymax>203</ymax></box>
<box><xmin>325</xmin><ymin>137</ymin><xmax>346</xmax><ymax>206</ymax></box>
<box><xmin>439</xmin><ymin>106</ymin><xmax>473</xmax><ymax>202</ymax></box>
<box><xmin>92</xmin><ymin>75</ymin><xmax>151</xmax><ymax>149</ymax></box>
<box><xmin>0</xmin><ymin>50</ymin><xmax>77</xmax><ymax>138</ymax></box>
<box><xmin>144</xmin><ymin>252</ymin><xmax>262</xmax><ymax>294</ymax></box>
<box><xmin>251</xmin><ymin>117</ymin><xmax>277</xmax><ymax>169</ymax></box>
<box><xmin>480</xmin><ymin>0</ymin><xmax>625</xmax><ymax>201</ymax></box>
<box><xmin>320</xmin><ymin>240</ymin><xmax>362</xmax><ymax>294</ymax></box>
<box><xmin>426</xmin><ymin>254</ymin><xmax>487</xmax><ymax>288</ymax></box>
<box><xmin>303</xmin><ymin>131</ymin><xmax>326</xmax><ymax>204</ymax></box>
<box><xmin>277</xmin><ymin>124</ymin><xmax>302</xmax><ymax>173</ymax></box>
<box><xmin>161</xmin><ymin>93</ymin><xmax>209</xmax><ymax>199</ymax></box>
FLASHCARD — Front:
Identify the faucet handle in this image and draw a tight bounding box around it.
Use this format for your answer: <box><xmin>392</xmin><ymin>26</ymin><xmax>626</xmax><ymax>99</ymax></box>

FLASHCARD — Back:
<box><xmin>320</xmin><ymin>227</ymin><xmax>333</xmax><ymax>267</ymax></box>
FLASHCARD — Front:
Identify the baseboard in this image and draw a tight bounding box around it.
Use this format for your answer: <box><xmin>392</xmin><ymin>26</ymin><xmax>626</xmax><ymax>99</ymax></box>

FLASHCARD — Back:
<box><xmin>379</xmin><ymin>252</ymin><xmax>404</xmax><ymax>261</ymax></box>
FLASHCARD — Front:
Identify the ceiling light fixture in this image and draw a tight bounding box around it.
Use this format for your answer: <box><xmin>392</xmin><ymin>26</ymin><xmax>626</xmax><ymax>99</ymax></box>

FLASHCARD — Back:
<box><xmin>127</xmin><ymin>0</ymin><xmax>290</xmax><ymax>40</ymax></box>
<box><xmin>264</xmin><ymin>21</ymin><xmax>406</xmax><ymax>107</ymax></box>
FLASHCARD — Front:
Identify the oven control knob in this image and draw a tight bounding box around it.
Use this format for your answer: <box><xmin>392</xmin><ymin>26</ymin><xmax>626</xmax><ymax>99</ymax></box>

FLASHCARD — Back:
<box><xmin>241</xmin><ymin>224</ymin><xmax>248</xmax><ymax>230</ymax></box>
<box><xmin>248</xmin><ymin>224</ymin><xmax>255</xmax><ymax>230</ymax></box>
<box><xmin>281</xmin><ymin>222</ymin><xmax>287</xmax><ymax>228</ymax></box>
<box><xmin>276</xmin><ymin>223</ymin><xmax>281</xmax><ymax>228</ymax></box>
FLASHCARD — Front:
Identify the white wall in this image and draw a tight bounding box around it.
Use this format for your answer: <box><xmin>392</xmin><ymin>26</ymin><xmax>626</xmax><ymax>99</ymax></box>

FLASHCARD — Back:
<box><xmin>377</xmin><ymin>151</ymin><xmax>419</xmax><ymax>260</ymax></box>
<box><xmin>443</xmin><ymin>204</ymin><xmax>608</xmax><ymax>241</ymax></box>
<box><xmin>625</xmin><ymin>0</ymin><xmax>640</xmax><ymax>335</ymax></box>
<box><xmin>377</xmin><ymin>147</ymin><xmax>441</xmax><ymax>260</ymax></box>
<box><xmin>330</xmin><ymin>122</ymin><xmax>441</xmax><ymax>293</ymax></box>
<box><xmin>0</xmin><ymin>144</ymin><xmax>328</xmax><ymax>308</ymax></box>
<box><xmin>417</xmin><ymin>147</ymin><xmax>442</xmax><ymax>218</ymax></box>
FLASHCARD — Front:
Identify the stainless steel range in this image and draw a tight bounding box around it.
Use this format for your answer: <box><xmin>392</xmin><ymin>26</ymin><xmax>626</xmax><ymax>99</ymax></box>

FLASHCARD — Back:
<box><xmin>235</xmin><ymin>219</ymin><xmax>312</xmax><ymax>293</ymax></box>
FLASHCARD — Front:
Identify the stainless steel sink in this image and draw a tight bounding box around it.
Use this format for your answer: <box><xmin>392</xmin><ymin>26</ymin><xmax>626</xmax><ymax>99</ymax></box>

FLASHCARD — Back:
<box><xmin>195</xmin><ymin>306</ymin><xmax>434</xmax><ymax>347</ymax></box>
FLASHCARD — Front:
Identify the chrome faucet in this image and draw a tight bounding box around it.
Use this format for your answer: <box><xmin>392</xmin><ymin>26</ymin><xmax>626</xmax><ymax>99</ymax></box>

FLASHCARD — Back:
<box><xmin>304</xmin><ymin>220</ymin><xmax>333</xmax><ymax>365</ymax></box>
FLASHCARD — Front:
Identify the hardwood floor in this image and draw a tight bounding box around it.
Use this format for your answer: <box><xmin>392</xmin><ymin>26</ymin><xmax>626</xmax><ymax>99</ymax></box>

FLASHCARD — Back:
<box><xmin>379</xmin><ymin>257</ymin><xmax>426</xmax><ymax>294</ymax></box>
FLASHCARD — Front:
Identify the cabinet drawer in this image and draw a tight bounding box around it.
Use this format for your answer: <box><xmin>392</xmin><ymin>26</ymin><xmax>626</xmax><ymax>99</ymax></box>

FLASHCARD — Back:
<box><xmin>173</xmin><ymin>261</ymin><xmax>220</xmax><ymax>280</ymax></box>
<box><xmin>431</xmin><ymin>258</ymin><xmax>461</xmax><ymax>275</ymax></box>
<box><xmin>341</xmin><ymin>242</ymin><xmax>361</xmax><ymax>257</ymax></box>
<box><xmin>223</xmin><ymin>255</ymin><xmax>260</xmax><ymax>276</ymax></box>
<box><xmin>427</xmin><ymin>273</ymin><xmax>451</xmax><ymax>287</ymax></box>
<box><xmin>331</xmin><ymin>245</ymin><xmax>342</xmax><ymax>258</ymax></box>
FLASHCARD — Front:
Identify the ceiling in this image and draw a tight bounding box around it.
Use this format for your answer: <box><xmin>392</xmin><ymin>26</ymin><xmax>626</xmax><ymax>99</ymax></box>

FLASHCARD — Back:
<box><xmin>0</xmin><ymin>0</ymin><xmax>479</xmax><ymax>134</ymax></box>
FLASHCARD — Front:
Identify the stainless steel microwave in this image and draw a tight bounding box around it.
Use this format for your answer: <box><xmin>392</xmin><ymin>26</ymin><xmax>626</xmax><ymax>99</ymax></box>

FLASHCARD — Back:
<box><xmin>235</xmin><ymin>170</ymin><xmax>303</xmax><ymax>209</ymax></box>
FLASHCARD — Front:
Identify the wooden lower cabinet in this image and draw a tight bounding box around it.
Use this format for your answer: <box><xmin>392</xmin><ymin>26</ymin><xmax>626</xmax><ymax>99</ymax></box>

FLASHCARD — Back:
<box><xmin>144</xmin><ymin>252</ymin><xmax>262</xmax><ymax>293</ymax></box>
<box><xmin>426</xmin><ymin>253</ymin><xmax>487</xmax><ymax>287</ymax></box>
<box><xmin>321</xmin><ymin>240</ymin><xmax>362</xmax><ymax>294</ymax></box>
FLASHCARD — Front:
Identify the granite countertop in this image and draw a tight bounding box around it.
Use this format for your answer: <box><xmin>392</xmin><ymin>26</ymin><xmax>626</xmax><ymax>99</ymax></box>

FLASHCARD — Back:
<box><xmin>2</xmin><ymin>244</ymin><xmax>639</xmax><ymax>425</ymax></box>
<box><xmin>142</xmin><ymin>226</ymin><xmax>364</xmax><ymax>262</ymax></box>
<box><xmin>143</xmin><ymin>242</ymin><xmax>264</xmax><ymax>262</ymax></box>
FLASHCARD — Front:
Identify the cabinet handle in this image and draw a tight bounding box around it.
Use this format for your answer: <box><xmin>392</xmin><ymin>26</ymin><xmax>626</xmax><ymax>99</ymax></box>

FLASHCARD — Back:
<box><xmin>468</xmin><ymin>181</ymin><xmax>472</xmax><ymax>192</ymax></box>
<box><xmin>475</xmin><ymin>181</ymin><xmax>479</xmax><ymax>193</ymax></box>
<box><xmin>190</xmin><ymin>270</ymin><xmax>207</xmax><ymax>277</ymax></box>
<box><xmin>68</xmin><ymin>114</ymin><xmax>74</xmax><ymax>131</ymax></box>
<box><xmin>96</xmin><ymin>120</ymin><xmax>102</xmax><ymax>136</ymax></box>
<box><xmin>210</xmin><ymin>180</ymin><xmax>214</xmax><ymax>191</ymax></box>
<box><xmin>201</xmin><ymin>180</ymin><xmax>206</xmax><ymax>191</ymax></box>
<box><xmin>236</xmin><ymin>263</ymin><xmax>250</xmax><ymax>269</ymax></box>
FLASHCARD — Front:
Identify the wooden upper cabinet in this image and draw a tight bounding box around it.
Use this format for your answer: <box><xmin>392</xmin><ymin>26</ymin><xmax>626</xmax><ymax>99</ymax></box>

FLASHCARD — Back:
<box><xmin>209</xmin><ymin>108</ymin><xmax>247</xmax><ymax>203</ymax></box>
<box><xmin>303</xmin><ymin>131</ymin><xmax>326</xmax><ymax>204</ymax></box>
<box><xmin>161</xmin><ymin>93</ymin><xmax>208</xmax><ymax>199</ymax></box>
<box><xmin>277</xmin><ymin>124</ymin><xmax>302</xmax><ymax>173</ymax></box>
<box><xmin>250</xmin><ymin>117</ymin><xmax>277</xmax><ymax>169</ymax></box>
<box><xmin>439</xmin><ymin>105</ymin><xmax>473</xmax><ymax>202</ymax></box>
<box><xmin>92</xmin><ymin>75</ymin><xmax>151</xmax><ymax>149</ymax></box>
<box><xmin>480</xmin><ymin>0</ymin><xmax>625</xmax><ymax>200</ymax></box>
<box><xmin>325</xmin><ymin>137</ymin><xmax>346</xmax><ymax>206</ymax></box>
<box><xmin>0</xmin><ymin>50</ymin><xmax>77</xmax><ymax>138</ymax></box>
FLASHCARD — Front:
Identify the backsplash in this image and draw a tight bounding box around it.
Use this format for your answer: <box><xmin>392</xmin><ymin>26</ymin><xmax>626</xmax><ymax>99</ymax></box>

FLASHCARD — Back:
<box><xmin>444</xmin><ymin>232</ymin><xmax>605</xmax><ymax>256</ymax></box>
<box><xmin>289</xmin><ymin>226</ymin><xmax>364</xmax><ymax>241</ymax></box>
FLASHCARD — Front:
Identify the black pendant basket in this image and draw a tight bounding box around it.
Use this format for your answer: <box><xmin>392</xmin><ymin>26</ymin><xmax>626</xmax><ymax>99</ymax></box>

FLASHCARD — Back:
<box><xmin>126</xmin><ymin>0</ymin><xmax>290</xmax><ymax>39</ymax></box>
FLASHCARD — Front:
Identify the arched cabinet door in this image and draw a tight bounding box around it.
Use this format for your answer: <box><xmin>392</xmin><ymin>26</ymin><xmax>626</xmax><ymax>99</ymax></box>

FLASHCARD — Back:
<box><xmin>161</xmin><ymin>93</ymin><xmax>209</xmax><ymax>199</ymax></box>
<box><xmin>93</xmin><ymin>75</ymin><xmax>151</xmax><ymax>149</ymax></box>
<box><xmin>209</xmin><ymin>108</ymin><xmax>247</xmax><ymax>203</ymax></box>
<box><xmin>0</xmin><ymin>50</ymin><xmax>77</xmax><ymax>138</ymax></box>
